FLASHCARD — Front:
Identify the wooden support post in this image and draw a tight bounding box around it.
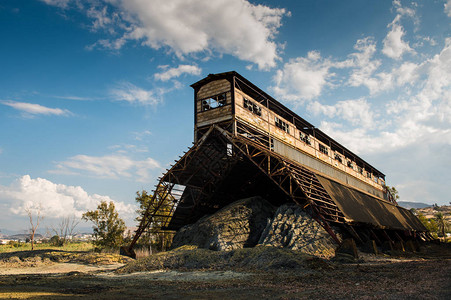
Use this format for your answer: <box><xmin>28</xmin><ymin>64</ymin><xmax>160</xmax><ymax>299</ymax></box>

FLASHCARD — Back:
<box><xmin>370</xmin><ymin>229</ymin><xmax>382</xmax><ymax>245</ymax></box>
<box><xmin>346</xmin><ymin>225</ymin><xmax>364</xmax><ymax>244</ymax></box>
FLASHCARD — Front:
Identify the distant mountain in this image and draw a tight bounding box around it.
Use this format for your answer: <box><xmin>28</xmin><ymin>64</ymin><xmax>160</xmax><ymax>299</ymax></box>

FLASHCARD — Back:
<box><xmin>398</xmin><ymin>201</ymin><xmax>432</xmax><ymax>209</ymax></box>
<box><xmin>7</xmin><ymin>233</ymin><xmax>43</xmax><ymax>240</ymax></box>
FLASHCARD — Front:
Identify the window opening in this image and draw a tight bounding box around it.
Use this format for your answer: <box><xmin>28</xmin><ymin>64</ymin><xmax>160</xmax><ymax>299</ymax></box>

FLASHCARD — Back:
<box><xmin>334</xmin><ymin>153</ymin><xmax>343</xmax><ymax>163</ymax></box>
<box><xmin>319</xmin><ymin>143</ymin><xmax>329</xmax><ymax>155</ymax></box>
<box><xmin>226</xmin><ymin>143</ymin><xmax>233</xmax><ymax>157</ymax></box>
<box><xmin>243</xmin><ymin>98</ymin><xmax>262</xmax><ymax>116</ymax></box>
<box><xmin>299</xmin><ymin>132</ymin><xmax>311</xmax><ymax>145</ymax></box>
<box><xmin>270</xmin><ymin>138</ymin><xmax>274</xmax><ymax>151</ymax></box>
<box><xmin>275</xmin><ymin>117</ymin><xmax>290</xmax><ymax>133</ymax></box>
<box><xmin>201</xmin><ymin>93</ymin><xmax>226</xmax><ymax>111</ymax></box>
<box><xmin>347</xmin><ymin>160</ymin><xmax>353</xmax><ymax>169</ymax></box>
<box><xmin>357</xmin><ymin>166</ymin><xmax>363</xmax><ymax>174</ymax></box>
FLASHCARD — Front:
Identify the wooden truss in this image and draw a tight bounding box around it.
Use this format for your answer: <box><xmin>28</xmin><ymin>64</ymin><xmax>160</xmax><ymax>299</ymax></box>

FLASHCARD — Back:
<box><xmin>123</xmin><ymin>124</ymin><xmax>423</xmax><ymax>257</ymax></box>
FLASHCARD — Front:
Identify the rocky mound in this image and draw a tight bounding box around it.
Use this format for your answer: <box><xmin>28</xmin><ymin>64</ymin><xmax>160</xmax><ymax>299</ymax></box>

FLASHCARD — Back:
<box><xmin>171</xmin><ymin>196</ymin><xmax>276</xmax><ymax>251</ymax></box>
<box><xmin>171</xmin><ymin>197</ymin><xmax>337</xmax><ymax>258</ymax></box>
<box><xmin>259</xmin><ymin>204</ymin><xmax>336</xmax><ymax>258</ymax></box>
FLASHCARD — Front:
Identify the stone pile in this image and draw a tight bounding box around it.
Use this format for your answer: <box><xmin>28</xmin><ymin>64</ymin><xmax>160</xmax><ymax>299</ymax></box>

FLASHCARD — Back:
<box><xmin>258</xmin><ymin>204</ymin><xmax>336</xmax><ymax>258</ymax></box>
<box><xmin>171</xmin><ymin>196</ymin><xmax>276</xmax><ymax>251</ymax></box>
<box><xmin>172</xmin><ymin>197</ymin><xmax>337</xmax><ymax>258</ymax></box>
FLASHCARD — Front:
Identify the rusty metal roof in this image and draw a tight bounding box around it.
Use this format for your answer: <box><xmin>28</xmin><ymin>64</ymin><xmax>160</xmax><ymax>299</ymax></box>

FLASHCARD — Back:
<box><xmin>316</xmin><ymin>175</ymin><xmax>427</xmax><ymax>232</ymax></box>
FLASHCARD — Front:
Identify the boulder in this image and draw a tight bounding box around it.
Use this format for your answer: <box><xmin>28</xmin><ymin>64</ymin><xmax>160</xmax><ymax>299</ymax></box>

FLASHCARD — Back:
<box><xmin>171</xmin><ymin>196</ymin><xmax>276</xmax><ymax>251</ymax></box>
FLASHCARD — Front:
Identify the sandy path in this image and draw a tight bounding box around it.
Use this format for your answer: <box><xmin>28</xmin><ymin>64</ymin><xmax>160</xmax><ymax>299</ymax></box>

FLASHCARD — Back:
<box><xmin>0</xmin><ymin>262</ymin><xmax>124</xmax><ymax>275</ymax></box>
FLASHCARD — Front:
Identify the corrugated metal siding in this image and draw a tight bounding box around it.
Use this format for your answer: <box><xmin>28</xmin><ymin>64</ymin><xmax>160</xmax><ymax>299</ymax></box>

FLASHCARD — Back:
<box><xmin>273</xmin><ymin>139</ymin><xmax>384</xmax><ymax>198</ymax></box>
<box><xmin>317</xmin><ymin>175</ymin><xmax>427</xmax><ymax>231</ymax></box>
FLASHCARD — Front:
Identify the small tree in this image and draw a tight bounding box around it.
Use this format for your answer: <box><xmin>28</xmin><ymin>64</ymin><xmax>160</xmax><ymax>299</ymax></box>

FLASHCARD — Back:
<box><xmin>435</xmin><ymin>212</ymin><xmax>448</xmax><ymax>239</ymax></box>
<box><xmin>135</xmin><ymin>190</ymin><xmax>174</xmax><ymax>251</ymax></box>
<box><xmin>25</xmin><ymin>203</ymin><xmax>44</xmax><ymax>251</ymax></box>
<box><xmin>386</xmin><ymin>185</ymin><xmax>399</xmax><ymax>202</ymax></box>
<box><xmin>52</xmin><ymin>215</ymin><xmax>80</xmax><ymax>245</ymax></box>
<box><xmin>82</xmin><ymin>201</ymin><xmax>126</xmax><ymax>249</ymax></box>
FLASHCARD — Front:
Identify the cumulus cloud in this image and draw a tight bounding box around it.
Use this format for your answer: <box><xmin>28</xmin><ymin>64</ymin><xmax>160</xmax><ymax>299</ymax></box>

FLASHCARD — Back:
<box><xmin>51</xmin><ymin>153</ymin><xmax>161</xmax><ymax>182</ymax></box>
<box><xmin>110</xmin><ymin>82</ymin><xmax>162</xmax><ymax>106</ymax></box>
<box><xmin>320</xmin><ymin>39</ymin><xmax>451</xmax><ymax>155</ymax></box>
<box><xmin>40</xmin><ymin>0</ymin><xmax>71</xmax><ymax>9</ymax></box>
<box><xmin>308</xmin><ymin>98</ymin><xmax>375</xmax><ymax>129</ymax></box>
<box><xmin>1</xmin><ymin>100</ymin><xmax>71</xmax><ymax>117</ymax></box>
<box><xmin>382</xmin><ymin>21</ymin><xmax>413</xmax><ymax>59</ymax></box>
<box><xmin>45</xmin><ymin>0</ymin><xmax>287</xmax><ymax>70</ymax></box>
<box><xmin>271</xmin><ymin>51</ymin><xmax>336</xmax><ymax>102</ymax></box>
<box><xmin>445</xmin><ymin>0</ymin><xmax>451</xmax><ymax>17</ymax></box>
<box><xmin>382</xmin><ymin>1</ymin><xmax>415</xmax><ymax>59</ymax></box>
<box><xmin>154</xmin><ymin>65</ymin><xmax>201</xmax><ymax>81</ymax></box>
<box><xmin>0</xmin><ymin>175</ymin><xmax>135</xmax><ymax>219</ymax></box>
<box><xmin>347</xmin><ymin>37</ymin><xmax>384</xmax><ymax>93</ymax></box>
<box><xmin>347</xmin><ymin>38</ymin><xmax>420</xmax><ymax>94</ymax></box>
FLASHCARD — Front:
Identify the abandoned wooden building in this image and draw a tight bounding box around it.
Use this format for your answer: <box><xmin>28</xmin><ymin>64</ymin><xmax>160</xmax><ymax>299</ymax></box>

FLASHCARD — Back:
<box><xmin>124</xmin><ymin>71</ymin><xmax>427</xmax><ymax>257</ymax></box>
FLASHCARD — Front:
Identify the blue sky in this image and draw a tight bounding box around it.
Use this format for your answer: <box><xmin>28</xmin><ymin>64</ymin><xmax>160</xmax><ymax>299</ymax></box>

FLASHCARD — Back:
<box><xmin>0</xmin><ymin>0</ymin><xmax>450</xmax><ymax>232</ymax></box>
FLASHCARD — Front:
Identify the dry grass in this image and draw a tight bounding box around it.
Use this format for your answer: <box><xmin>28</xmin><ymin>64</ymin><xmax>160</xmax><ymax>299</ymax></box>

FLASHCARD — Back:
<box><xmin>0</xmin><ymin>242</ymin><xmax>93</xmax><ymax>253</ymax></box>
<box><xmin>117</xmin><ymin>245</ymin><xmax>329</xmax><ymax>274</ymax></box>
<box><xmin>0</xmin><ymin>249</ymin><xmax>133</xmax><ymax>268</ymax></box>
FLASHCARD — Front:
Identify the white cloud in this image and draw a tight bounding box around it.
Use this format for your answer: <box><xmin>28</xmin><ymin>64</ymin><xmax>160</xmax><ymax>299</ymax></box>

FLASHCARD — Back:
<box><xmin>40</xmin><ymin>0</ymin><xmax>71</xmax><ymax>9</ymax></box>
<box><xmin>308</xmin><ymin>98</ymin><xmax>375</xmax><ymax>129</ymax></box>
<box><xmin>347</xmin><ymin>37</ymin><xmax>381</xmax><ymax>92</ymax></box>
<box><xmin>1</xmin><ymin>100</ymin><xmax>71</xmax><ymax>117</ymax></box>
<box><xmin>445</xmin><ymin>0</ymin><xmax>451</xmax><ymax>17</ymax></box>
<box><xmin>110</xmin><ymin>82</ymin><xmax>161</xmax><ymax>105</ymax></box>
<box><xmin>154</xmin><ymin>65</ymin><xmax>201</xmax><ymax>81</ymax></box>
<box><xmin>271</xmin><ymin>51</ymin><xmax>335</xmax><ymax>102</ymax></box>
<box><xmin>49</xmin><ymin>0</ymin><xmax>288</xmax><ymax>70</ymax></box>
<box><xmin>382</xmin><ymin>21</ymin><xmax>413</xmax><ymax>59</ymax></box>
<box><xmin>382</xmin><ymin>1</ymin><xmax>415</xmax><ymax>60</ymax></box>
<box><xmin>0</xmin><ymin>175</ymin><xmax>135</xmax><ymax>219</ymax></box>
<box><xmin>51</xmin><ymin>153</ymin><xmax>161</xmax><ymax>182</ymax></box>
<box><xmin>319</xmin><ymin>39</ymin><xmax>451</xmax><ymax>155</ymax></box>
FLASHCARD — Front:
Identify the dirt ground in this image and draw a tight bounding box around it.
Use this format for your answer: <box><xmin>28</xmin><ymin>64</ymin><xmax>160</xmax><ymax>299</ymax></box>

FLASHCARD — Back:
<box><xmin>0</xmin><ymin>244</ymin><xmax>450</xmax><ymax>299</ymax></box>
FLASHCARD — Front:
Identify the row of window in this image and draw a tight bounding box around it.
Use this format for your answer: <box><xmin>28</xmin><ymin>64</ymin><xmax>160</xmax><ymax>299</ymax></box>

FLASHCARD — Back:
<box><xmin>275</xmin><ymin>117</ymin><xmax>290</xmax><ymax>133</ymax></box>
<box><xmin>202</xmin><ymin>94</ymin><xmax>380</xmax><ymax>184</ymax></box>
<box><xmin>201</xmin><ymin>93</ymin><xmax>227</xmax><ymax>111</ymax></box>
<box><xmin>311</xmin><ymin>137</ymin><xmax>379</xmax><ymax>182</ymax></box>
<box><xmin>243</xmin><ymin>98</ymin><xmax>262</xmax><ymax>116</ymax></box>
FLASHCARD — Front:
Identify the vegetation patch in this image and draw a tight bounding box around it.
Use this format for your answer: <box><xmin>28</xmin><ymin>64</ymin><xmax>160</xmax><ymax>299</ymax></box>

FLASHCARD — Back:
<box><xmin>0</xmin><ymin>249</ymin><xmax>133</xmax><ymax>268</ymax></box>
<box><xmin>117</xmin><ymin>245</ymin><xmax>330</xmax><ymax>274</ymax></box>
